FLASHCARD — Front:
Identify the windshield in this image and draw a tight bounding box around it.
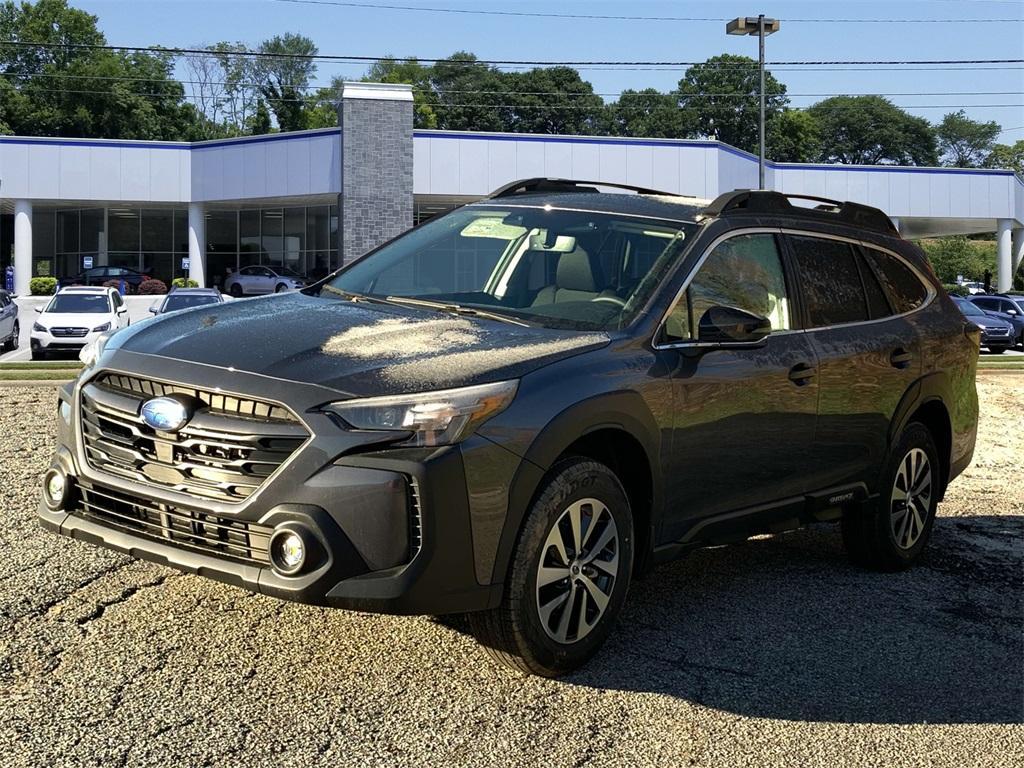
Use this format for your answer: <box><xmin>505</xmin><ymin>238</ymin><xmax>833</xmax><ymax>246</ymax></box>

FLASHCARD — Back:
<box><xmin>322</xmin><ymin>205</ymin><xmax>695</xmax><ymax>330</ymax></box>
<box><xmin>45</xmin><ymin>294</ymin><xmax>111</xmax><ymax>314</ymax></box>
<box><xmin>162</xmin><ymin>294</ymin><xmax>220</xmax><ymax>312</ymax></box>
<box><xmin>954</xmin><ymin>299</ymin><xmax>985</xmax><ymax>317</ymax></box>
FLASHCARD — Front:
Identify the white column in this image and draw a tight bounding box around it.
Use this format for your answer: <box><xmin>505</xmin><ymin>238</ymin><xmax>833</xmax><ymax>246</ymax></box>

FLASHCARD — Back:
<box><xmin>996</xmin><ymin>218</ymin><xmax>1013</xmax><ymax>292</ymax></box>
<box><xmin>1012</xmin><ymin>228</ymin><xmax>1024</xmax><ymax>278</ymax></box>
<box><xmin>13</xmin><ymin>200</ymin><xmax>32</xmax><ymax>296</ymax></box>
<box><xmin>187</xmin><ymin>203</ymin><xmax>206</xmax><ymax>288</ymax></box>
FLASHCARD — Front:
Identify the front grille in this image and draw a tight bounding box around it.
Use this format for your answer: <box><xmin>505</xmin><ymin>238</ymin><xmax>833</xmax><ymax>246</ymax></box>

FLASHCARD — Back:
<box><xmin>987</xmin><ymin>327</ymin><xmax>1011</xmax><ymax>336</ymax></box>
<box><xmin>51</xmin><ymin>327</ymin><xmax>89</xmax><ymax>338</ymax></box>
<box><xmin>76</xmin><ymin>483</ymin><xmax>272</xmax><ymax>566</ymax></box>
<box><xmin>80</xmin><ymin>373</ymin><xmax>309</xmax><ymax>502</ymax></box>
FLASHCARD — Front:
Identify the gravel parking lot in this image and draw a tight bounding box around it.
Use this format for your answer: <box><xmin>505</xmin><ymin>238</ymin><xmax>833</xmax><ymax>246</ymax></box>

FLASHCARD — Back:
<box><xmin>1</xmin><ymin>378</ymin><xmax>1021</xmax><ymax>767</ymax></box>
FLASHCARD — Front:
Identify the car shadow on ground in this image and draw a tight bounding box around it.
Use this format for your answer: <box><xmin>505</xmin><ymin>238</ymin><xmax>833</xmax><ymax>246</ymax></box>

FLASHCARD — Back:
<box><xmin>458</xmin><ymin>515</ymin><xmax>1023</xmax><ymax>725</ymax></box>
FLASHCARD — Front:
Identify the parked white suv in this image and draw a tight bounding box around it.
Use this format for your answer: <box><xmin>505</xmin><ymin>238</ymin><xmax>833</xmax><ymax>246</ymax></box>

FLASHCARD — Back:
<box><xmin>30</xmin><ymin>286</ymin><xmax>129</xmax><ymax>360</ymax></box>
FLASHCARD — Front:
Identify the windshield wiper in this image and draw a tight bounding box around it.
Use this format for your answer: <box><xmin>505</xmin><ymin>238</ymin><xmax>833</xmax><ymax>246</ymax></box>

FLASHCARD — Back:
<box><xmin>384</xmin><ymin>296</ymin><xmax>531</xmax><ymax>327</ymax></box>
<box><xmin>321</xmin><ymin>285</ymin><xmax>399</xmax><ymax>306</ymax></box>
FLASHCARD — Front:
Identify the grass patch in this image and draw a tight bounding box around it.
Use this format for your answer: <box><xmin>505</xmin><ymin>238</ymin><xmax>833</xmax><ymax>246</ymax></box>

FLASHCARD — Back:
<box><xmin>0</xmin><ymin>361</ymin><xmax>83</xmax><ymax>371</ymax></box>
<box><xmin>0</xmin><ymin>370</ymin><xmax>79</xmax><ymax>381</ymax></box>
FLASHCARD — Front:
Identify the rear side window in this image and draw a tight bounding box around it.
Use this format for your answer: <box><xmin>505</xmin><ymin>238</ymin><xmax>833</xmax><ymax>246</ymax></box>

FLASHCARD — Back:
<box><xmin>862</xmin><ymin>247</ymin><xmax>928</xmax><ymax>314</ymax></box>
<box><xmin>856</xmin><ymin>252</ymin><xmax>892</xmax><ymax>320</ymax></box>
<box><xmin>788</xmin><ymin>235</ymin><xmax>868</xmax><ymax>327</ymax></box>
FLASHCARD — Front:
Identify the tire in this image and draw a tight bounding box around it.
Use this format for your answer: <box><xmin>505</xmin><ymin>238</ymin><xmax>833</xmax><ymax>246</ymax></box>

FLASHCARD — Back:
<box><xmin>275</xmin><ymin>283</ymin><xmax>288</xmax><ymax>293</ymax></box>
<box><xmin>469</xmin><ymin>458</ymin><xmax>634</xmax><ymax>677</ymax></box>
<box><xmin>842</xmin><ymin>422</ymin><xmax>940</xmax><ymax>571</ymax></box>
<box><xmin>229</xmin><ymin>283</ymin><xmax>243</xmax><ymax>298</ymax></box>
<box><xmin>31</xmin><ymin>348</ymin><xmax>47</xmax><ymax>361</ymax></box>
<box><xmin>989</xmin><ymin>347</ymin><xmax>1006</xmax><ymax>354</ymax></box>
<box><xmin>1</xmin><ymin>322</ymin><xmax>17</xmax><ymax>353</ymax></box>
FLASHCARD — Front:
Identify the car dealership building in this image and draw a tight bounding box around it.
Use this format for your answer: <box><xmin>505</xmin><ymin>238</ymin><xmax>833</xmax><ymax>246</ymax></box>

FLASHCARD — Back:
<box><xmin>2</xmin><ymin>82</ymin><xmax>1023</xmax><ymax>296</ymax></box>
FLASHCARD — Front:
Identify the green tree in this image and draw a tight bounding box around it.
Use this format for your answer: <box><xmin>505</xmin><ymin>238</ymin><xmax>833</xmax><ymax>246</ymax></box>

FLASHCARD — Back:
<box><xmin>936</xmin><ymin>110</ymin><xmax>1001</xmax><ymax>167</ymax></box>
<box><xmin>504</xmin><ymin>67</ymin><xmax>606</xmax><ymax>135</ymax></box>
<box><xmin>918</xmin><ymin>236</ymin><xmax>995</xmax><ymax>283</ymax></box>
<box><xmin>247</xmin><ymin>99</ymin><xmax>272</xmax><ymax>135</ymax></box>
<box><xmin>984</xmin><ymin>140</ymin><xmax>1024</xmax><ymax>175</ymax></box>
<box><xmin>0</xmin><ymin>0</ymin><xmax>203</xmax><ymax>140</ymax></box>
<box><xmin>676</xmin><ymin>54</ymin><xmax>788</xmax><ymax>153</ymax></box>
<box><xmin>255</xmin><ymin>33</ymin><xmax>317</xmax><ymax>132</ymax></box>
<box><xmin>808</xmin><ymin>96</ymin><xmax>938</xmax><ymax>165</ymax></box>
<box><xmin>767</xmin><ymin>109</ymin><xmax>821</xmax><ymax>162</ymax></box>
<box><xmin>430</xmin><ymin>52</ymin><xmax>510</xmax><ymax>133</ymax></box>
<box><xmin>610</xmin><ymin>88</ymin><xmax>687</xmax><ymax>138</ymax></box>
<box><xmin>364</xmin><ymin>57</ymin><xmax>438</xmax><ymax>128</ymax></box>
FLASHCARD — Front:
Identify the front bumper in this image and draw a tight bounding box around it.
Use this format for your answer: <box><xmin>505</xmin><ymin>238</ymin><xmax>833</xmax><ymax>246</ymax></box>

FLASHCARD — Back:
<box><xmin>38</xmin><ymin>359</ymin><xmax>518</xmax><ymax>615</ymax></box>
<box><xmin>31</xmin><ymin>328</ymin><xmax>102</xmax><ymax>351</ymax></box>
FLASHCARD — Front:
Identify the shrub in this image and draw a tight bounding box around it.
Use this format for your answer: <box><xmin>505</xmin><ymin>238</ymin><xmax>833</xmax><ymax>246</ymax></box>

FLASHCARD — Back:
<box><xmin>171</xmin><ymin>277</ymin><xmax>199</xmax><ymax>288</ymax></box>
<box><xmin>138</xmin><ymin>278</ymin><xmax>168</xmax><ymax>295</ymax></box>
<box><xmin>29</xmin><ymin>277</ymin><xmax>57</xmax><ymax>295</ymax></box>
<box><xmin>942</xmin><ymin>283</ymin><xmax>971</xmax><ymax>297</ymax></box>
<box><xmin>102</xmin><ymin>279</ymin><xmax>122</xmax><ymax>290</ymax></box>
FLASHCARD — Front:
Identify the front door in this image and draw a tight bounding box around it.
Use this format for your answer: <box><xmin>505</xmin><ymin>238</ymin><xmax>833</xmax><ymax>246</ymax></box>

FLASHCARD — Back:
<box><xmin>659</xmin><ymin>232</ymin><xmax>819</xmax><ymax>543</ymax></box>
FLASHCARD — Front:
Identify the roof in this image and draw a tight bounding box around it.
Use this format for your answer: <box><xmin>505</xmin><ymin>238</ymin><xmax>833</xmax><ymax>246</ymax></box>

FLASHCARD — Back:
<box><xmin>59</xmin><ymin>286</ymin><xmax>113</xmax><ymax>294</ymax></box>
<box><xmin>168</xmin><ymin>287</ymin><xmax>220</xmax><ymax>294</ymax></box>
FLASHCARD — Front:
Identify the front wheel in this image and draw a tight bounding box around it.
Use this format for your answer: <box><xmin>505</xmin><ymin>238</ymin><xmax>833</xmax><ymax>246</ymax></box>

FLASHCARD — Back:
<box><xmin>988</xmin><ymin>347</ymin><xmax>1006</xmax><ymax>354</ymax></box>
<box><xmin>842</xmin><ymin>422</ymin><xmax>939</xmax><ymax>571</ymax></box>
<box><xmin>469</xmin><ymin>458</ymin><xmax>633</xmax><ymax>677</ymax></box>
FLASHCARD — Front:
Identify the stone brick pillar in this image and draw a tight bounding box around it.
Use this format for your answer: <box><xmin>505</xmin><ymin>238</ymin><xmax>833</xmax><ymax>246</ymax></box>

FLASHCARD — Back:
<box><xmin>338</xmin><ymin>82</ymin><xmax>414</xmax><ymax>265</ymax></box>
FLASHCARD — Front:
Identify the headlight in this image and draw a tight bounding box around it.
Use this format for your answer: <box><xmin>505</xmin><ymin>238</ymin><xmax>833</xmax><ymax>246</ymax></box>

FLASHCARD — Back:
<box><xmin>79</xmin><ymin>330</ymin><xmax>115</xmax><ymax>368</ymax></box>
<box><xmin>92</xmin><ymin>322</ymin><xmax>111</xmax><ymax>332</ymax></box>
<box><xmin>32</xmin><ymin>322</ymin><xmax>47</xmax><ymax>333</ymax></box>
<box><xmin>324</xmin><ymin>380</ymin><xmax>518</xmax><ymax>447</ymax></box>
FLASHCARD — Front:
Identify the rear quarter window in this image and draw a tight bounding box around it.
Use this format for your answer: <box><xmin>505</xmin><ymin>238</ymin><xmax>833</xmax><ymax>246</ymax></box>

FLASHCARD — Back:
<box><xmin>862</xmin><ymin>247</ymin><xmax>928</xmax><ymax>314</ymax></box>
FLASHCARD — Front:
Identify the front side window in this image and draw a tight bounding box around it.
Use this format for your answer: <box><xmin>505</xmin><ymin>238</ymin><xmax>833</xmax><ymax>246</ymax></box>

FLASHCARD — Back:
<box><xmin>323</xmin><ymin>205</ymin><xmax>696</xmax><ymax>331</ymax></box>
<box><xmin>789</xmin><ymin>235</ymin><xmax>869</xmax><ymax>327</ymax></box>
<box><xmin>861</xmin><ymin>247</ymin><xmax>928</xmax><ymax>315</ymax></box>
<box><xmin>45</xmin><ymin>294</ymin><xmax>112</xmax><ymax>314</ymax></box>
<box><xmin>663</xmin><ymin>233</ymin><xmax>791</xmax><ymax>342</ymax></box>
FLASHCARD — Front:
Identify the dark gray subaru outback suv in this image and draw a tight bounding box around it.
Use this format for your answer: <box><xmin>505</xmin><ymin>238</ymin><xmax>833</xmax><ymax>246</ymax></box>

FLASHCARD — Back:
<box><xmin>39</xmin><ymin>180</ymin><xmax>979</xmax><ymax>676</ymax></box>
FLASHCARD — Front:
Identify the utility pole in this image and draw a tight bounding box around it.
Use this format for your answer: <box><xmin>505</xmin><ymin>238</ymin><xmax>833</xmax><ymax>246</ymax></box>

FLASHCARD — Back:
<box><xmin>727</xmin><ymin>15</ymin><xmax>781</xmax><ymax>190</ymax></box>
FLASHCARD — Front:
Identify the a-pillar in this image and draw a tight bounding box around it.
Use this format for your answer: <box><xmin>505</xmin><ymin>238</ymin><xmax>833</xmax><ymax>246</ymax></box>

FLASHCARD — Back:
<box><xmin>187</xmin><ymin>203</ymin><xmax>206</xmax><ymax>288</ymax></box>
<box><xmin>996</xmin><ymin>219</ymin><xmax>1013</xmax><ymax>292</ymax></box>
<box><xmin>338</xmin><ymin>82</ymin><xmax>413</xmax><ymax>265</ymax></box>
<box><xmin>13</xmin><ymin>200</ymin><xmax>32</xmax><ymax>297</ymax></box>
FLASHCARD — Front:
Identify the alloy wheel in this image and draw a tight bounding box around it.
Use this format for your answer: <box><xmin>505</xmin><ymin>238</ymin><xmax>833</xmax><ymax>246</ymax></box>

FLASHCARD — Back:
<box><xmin>535</xmin><ymin>498</ymin><xmax>619</xmax><ymax>644</ymax></box>
<box><xmin>890</xmin><ymin>447</ymin><xmax>932</xmax><ymax>550</ymax></box>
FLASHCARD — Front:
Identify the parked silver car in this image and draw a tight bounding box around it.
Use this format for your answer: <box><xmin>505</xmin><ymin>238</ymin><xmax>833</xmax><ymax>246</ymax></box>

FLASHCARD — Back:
<box><xmin>223</xmin><ymin>266</ymin><xmax>307</xmax><ymax>297</ymax></box>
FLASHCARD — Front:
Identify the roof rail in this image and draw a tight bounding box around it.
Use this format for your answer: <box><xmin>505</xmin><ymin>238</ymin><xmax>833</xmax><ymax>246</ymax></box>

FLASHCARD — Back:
<box><xmin>487</xmin><ymin>177</ymin><xmax>676</xmax><ymax>199</ymax></box>
<box><xmin>703</xmin><ymin>189</ymin><xmax>899</xmax><ymax>236</ymax></box>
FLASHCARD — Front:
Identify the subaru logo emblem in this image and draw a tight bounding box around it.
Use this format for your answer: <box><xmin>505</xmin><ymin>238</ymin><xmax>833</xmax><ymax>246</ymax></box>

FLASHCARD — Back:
<box><xmin>140</xmin><ymin>397</ymin><xmax>191</xmax><ymax>433</ymax></box>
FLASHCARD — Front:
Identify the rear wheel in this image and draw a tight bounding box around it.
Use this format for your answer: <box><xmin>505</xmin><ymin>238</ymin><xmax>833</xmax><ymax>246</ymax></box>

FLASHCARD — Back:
<box><xmin>469</xmin><ymin>458</ymin><xmax>633</xmax><ymax>677</ymax></box>
<box><xmin>842</xmin><ymin>422</ymin><xmax>939</xmax><ymax>571</ymax></box>
<box><xmin>229</xmin><ymin>283</ymin><xmax>243</xmax><ymax>298</ymax></box>
<box><xmin>1</xmin><ymin>322</ymin><xmax>17</xmax><ymax>352</ymax></box>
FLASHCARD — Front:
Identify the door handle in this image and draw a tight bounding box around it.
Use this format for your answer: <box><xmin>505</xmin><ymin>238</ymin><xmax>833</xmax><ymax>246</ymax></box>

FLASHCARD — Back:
<box><xmin>788</xmin><ymin>362</ymin><xmax>816</xmax><ymax>385</ymax></box>
<box><xmin>890</xmin><ymin>348</ymin><xmax>913</xmax><ymax>369</ymax></box>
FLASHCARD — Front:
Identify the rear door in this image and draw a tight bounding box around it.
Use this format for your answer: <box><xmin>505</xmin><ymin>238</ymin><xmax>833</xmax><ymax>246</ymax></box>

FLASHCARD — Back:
<box><xmin>785</xmin><ymin>232</ymin><xmax>923</xmax><ymax>494</ymax></box>
<box><xmin>0</xmin><ymin>293</ymin><xmax>13</xmax><ymax>339</ymax></box>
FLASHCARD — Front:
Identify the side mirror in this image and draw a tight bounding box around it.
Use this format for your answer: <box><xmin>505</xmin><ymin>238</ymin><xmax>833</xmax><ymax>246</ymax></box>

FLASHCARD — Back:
<box><xmin>148</xmin><ymin>306</ymin><xmax>158</xmax><ymax>314</ymax></box>
<box><xmin>117</xmin><ymin>306</ymin><xmax>128</xmax><ymax>314</ymax></box>
<box><xmin>34</xmin><ymin>306</ymin><xmax>43</xmax><ymax>314</ymax></box>
<box><xmin>697</xmin><ymin>305</ymin><xmax>772</xmax><ymax>346</ymax></box>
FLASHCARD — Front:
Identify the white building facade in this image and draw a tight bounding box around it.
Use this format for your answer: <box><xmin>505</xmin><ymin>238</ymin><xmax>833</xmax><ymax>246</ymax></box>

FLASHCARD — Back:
<box><xmin>2</xmin><ymin>83</ymin><xmax>1022</xmax><ymax>295</ymax></box>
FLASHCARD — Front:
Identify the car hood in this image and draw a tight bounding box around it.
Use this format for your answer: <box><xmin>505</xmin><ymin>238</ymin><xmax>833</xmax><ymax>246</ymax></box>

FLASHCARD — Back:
<box><xmin>38</xmin><ymin>311</ymin><xmax>113</xmax><ymax>329</ymax></box>
<box><xmin>974</xmin><ymin>315</ymin><xmax>1012</xmax><ymax>330</ymax></box>
<box><xmin>105</xmin><ymin>293</ymin><xmax>610</xmax><ymax>397</ymax></box>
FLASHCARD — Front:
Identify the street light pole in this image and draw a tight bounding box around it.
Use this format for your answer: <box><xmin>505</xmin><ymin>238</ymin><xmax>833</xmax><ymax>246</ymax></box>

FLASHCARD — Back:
<box><xmin>726</xmin><ymin>15</ymin><xmax>780</xmax><ymax>190</ymax></box>
<box><xmin>758</xmin><ymin>14</ymin><xmax>765</xmax><ymax>190</ymax></box>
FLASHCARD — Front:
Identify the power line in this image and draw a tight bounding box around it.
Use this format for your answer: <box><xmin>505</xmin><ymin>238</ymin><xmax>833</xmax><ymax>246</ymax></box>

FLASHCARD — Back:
<box><xmin>3</xmin><ymin>71</ymin><xmax>1020</xmax><ymax>100</ymax></box>
<box><xmin>0</xmin><ymin>40</ymin><xmax>1020</xmax><ymax>68</ymax></box>
<box><xmin>270</xmin><ymin>0</ymin><xmax>1023</xmax><ymax>24</ymax></box>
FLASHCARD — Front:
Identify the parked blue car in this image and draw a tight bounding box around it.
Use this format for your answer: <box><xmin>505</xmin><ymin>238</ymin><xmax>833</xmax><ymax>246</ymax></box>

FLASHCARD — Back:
<box><xmin>967</xmin><ymin>294</ymin><xmax>1024</xmax><ymax>348</ymax></box>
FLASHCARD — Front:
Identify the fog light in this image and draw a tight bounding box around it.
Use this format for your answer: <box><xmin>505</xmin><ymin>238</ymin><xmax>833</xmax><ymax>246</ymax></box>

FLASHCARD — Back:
<box><xmin>43</xmin><ymin>468</ymin><xmax>69</xmax><ymax>511</ymax></box>
<box><xmin>269</xmin><ymin>528</ymin><xmax>308</xmax><ymax>575</ymax></box>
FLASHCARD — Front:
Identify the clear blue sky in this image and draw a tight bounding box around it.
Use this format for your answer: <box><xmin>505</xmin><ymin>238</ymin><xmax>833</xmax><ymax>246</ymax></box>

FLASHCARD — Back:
<box><xmin>73</xmin><ymin>0</ymin><xmax>1024</xmax><ymax>139</ymax></box>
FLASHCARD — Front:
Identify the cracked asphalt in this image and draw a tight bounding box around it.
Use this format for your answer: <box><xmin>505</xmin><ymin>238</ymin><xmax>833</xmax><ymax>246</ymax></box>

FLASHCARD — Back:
<box><xmin>1</xmin><ymin>378</ymin><xmax>1022</xmax><ymax>767</ymax></box>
